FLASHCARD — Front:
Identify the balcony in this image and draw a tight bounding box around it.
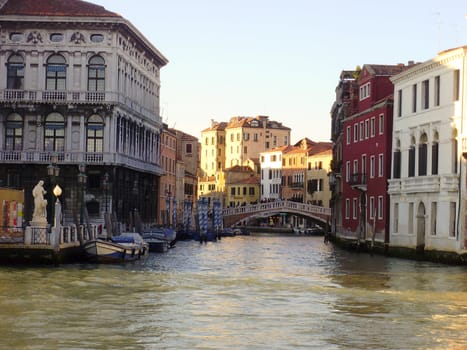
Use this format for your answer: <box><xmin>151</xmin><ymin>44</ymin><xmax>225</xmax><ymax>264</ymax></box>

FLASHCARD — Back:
<box><xmin>402</xmin><ymin>175</ymin><xmax>440</xmax><ymax>193</ymax></box>
<box><xmin>349</xmin><ymin>173</ymin><xmax>367</xmax><ymax>191</ymax></box>
<box><xmin>289</xmin><ymin>182</ymin><xmax>304</xmax><ymax>189</ymax></box>
<box><xmin>0</xmin><ymin>89</ymin><xmax>161</xmax><ymax>124</ymax></box>
<box><xmin>0</xmin><ymin>151</ymin><xmax>163</xmax><ymax>175</ymax></box>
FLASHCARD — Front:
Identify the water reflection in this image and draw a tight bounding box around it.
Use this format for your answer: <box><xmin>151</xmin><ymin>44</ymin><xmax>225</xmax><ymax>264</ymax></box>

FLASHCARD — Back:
<box><xmin>0</xmin><ymin>236</ymin><xmax>466</xmax><ymax>349</ymax></box>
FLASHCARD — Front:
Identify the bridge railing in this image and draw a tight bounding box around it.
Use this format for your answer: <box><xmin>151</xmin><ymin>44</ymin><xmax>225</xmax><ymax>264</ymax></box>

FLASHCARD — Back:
<box><xmin>223</xmin><ymin>200</ymin><xmax>331</xmax><ymax>217</ymax></box>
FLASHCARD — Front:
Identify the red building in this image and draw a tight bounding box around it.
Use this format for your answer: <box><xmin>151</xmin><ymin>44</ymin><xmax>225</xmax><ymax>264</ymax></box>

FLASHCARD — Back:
<box><xmin>341</xmin><ymin>64</ymin><xmax>409</xmax><ymax>243</ymax></box>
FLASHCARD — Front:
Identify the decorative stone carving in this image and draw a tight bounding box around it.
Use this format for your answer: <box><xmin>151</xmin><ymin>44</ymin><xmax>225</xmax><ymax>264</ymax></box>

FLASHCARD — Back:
<box><xmin>71</xmin><ymin>31</ymin><xmax>85</xmax><ymax>44</ymax></box>
<box><xmin>27</xmin><ymin>31</ymin><xmax>43</xmax><ymax>44</ymax></box>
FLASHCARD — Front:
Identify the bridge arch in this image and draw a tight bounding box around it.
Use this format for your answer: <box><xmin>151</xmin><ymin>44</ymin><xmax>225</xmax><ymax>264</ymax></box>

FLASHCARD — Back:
<box><xmin>222</xmin><ymin>200</ymin><xmax>331</xmax><ymax>227</ymax></box>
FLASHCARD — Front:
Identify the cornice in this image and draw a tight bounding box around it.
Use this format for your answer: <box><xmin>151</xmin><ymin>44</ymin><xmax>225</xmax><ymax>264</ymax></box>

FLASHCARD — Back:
<box><xmin>391</xmin><ymin>46</ymin><xmax>467</xmax><ymax>84</ymax></box>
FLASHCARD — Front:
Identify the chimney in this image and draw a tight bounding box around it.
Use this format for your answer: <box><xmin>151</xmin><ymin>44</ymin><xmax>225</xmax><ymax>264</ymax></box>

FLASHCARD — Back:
<box><xmin>408</xmin><ymin>60</ymin><xmax>415</xmax><ymax>66</ymax></box>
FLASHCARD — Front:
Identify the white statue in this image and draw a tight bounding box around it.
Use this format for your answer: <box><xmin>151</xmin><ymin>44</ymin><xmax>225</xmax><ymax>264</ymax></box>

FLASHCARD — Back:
<box><xmin>32</xmin><ymin>180</ymin><xmax>47</xmax><ymax>222</ymax></box>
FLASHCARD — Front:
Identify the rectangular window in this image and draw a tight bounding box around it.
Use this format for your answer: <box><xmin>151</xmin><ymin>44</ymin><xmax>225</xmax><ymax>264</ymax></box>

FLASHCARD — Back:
<box><xmin>408</xmin><ymin>146</ymin><xmax>415</xmax><ymax>177</ymax></box>
<box><xmin>412</xmin><ymin>84</ymin><xmax>417</xmax><ymax>113</ymax></box>
<box><xmin>393</xmin><ymin>150</ymin><xmax>401</xmax><ymax>179</ymax></box>
<box><xmin>353</xmin><ymin>159</ymin><xmax>358</xmax><ymax>177</ymax></box>
<box><xmin>249</xmin><ymin>187</ymin><xmax>255</xmax><ymax>195</ymax></box>
<box><xmin>359</xmin><ymin>121</ymin><xmax>364</xmax><ymax>140</ymax></box>
<box><xmin>378</xmin><ymin>114</ymin><xmax>384</xmax><ymax>134</ymax></box>
<box><xmin>370</xmin><ymin>117</ymin><xmax>375</xmax><ymax>137</ymax></box>
<box><xmin>230</xmin><ymin>187</ymin><xmax>235</xmax><ymax>195</ymax></box>
<box><xmin>418</xmin><ymin>143</ymin><xmax>427</xmax><ymax>176</ymax></box>
<box><xmin>449</xmin><ymin>202</ymin><xmax>456</xmax><ymax>237</ymax></box>
<box><xmin>361</xmin><ymin>154</ymin><xmax>367</xmax><ymax>178</ymax></box>
<box><xmin>432</xmin><ymin>142</ymin><xmax>438</xmax><ymax>175</ymax></box>
<box><xmin>365</xmin><ymin>120</ymin><xmax>369</xmax><ymax>139</ymax></box>
<box><xmin>370</xmin><ymin>156</ymin><xmax>375</xmax><ymax>178</ymax></box>
<box><xmin>378</xmin><ymin>154</ymin><xmax>383</xmax><ymax>177</ymax></box>
<box><xmin>346</xmin><ymin>161</ymin><xmax>350</xmax><ymax>182</ymax></box>
<box><xmin>369</xmin><ymin>196</ymin><xmax>375</xmax><ymax>219</ymax></box>
<box><xmin>397</xmin><ymin>89</ymin><xmax>402</xmax><ymax>117</ymax></box>
<box><xmin>345</xmin><ymin>199</ymin><xmax>350</xmax><ymax>219</ymax></box>
<box><xmin>393</xmin><ymin>203</ymin><xmax>399</xmax><ymax>233</ymax></box>
<box><xmin>422</xmin><ymin>79</ymin><xmax>429</xmax><ymax>109</ymax></box>
<box><xmin>377</xmin><ymin>196</ymin><xmax>383</xmax><ymax>219</ymax></box>
<box><xmin>185</xmin><ymin>143</ymin><xmax>192</xmax><ymax>154</ymax></box>
<box><xmin>454</xmin><ymin>69</ymin><xmax>460</xmax><ymax>101</ymax></box>
<box><xmin>359</xmin><ymin>82</ymin><xmax>370</xmax><ymax>100</ymax></box>
<box><xmin>434</xmin><ymin>76</ymin><xmax>440</xmax><ymax>106</ymax></box>
<box><xmin>353</xmin><ymin>124</ymin><xmax>358</xmax><ymax>142</ymax></box>
<box><xmin>431</xmin><ymin>202</ymin><xmax>437</xmax><ymax>235</ymax></box>
<box><xmin>346</xmin><ymin>126</ymin><xmax>351</xmax><ymax>144</ymax></box>
<box><xmin>352</xmin><ymin>198</ymin><xmax>357</xmax><ymax>219</ymax></box>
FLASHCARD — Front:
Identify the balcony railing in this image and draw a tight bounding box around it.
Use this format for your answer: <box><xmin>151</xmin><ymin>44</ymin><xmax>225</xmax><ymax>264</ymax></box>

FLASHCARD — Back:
<box><xmin>0</xmin><ymin>89</ymin><xmax>161</xmax><ymax>124</ymax></box>
<box><xmin>0</xmin><ymin>151</ymin><xmax>163</xmax><ymax>175</ymax></box>
<box><xmin>290</xmin><ymin>182</ymin><xmax>304</xmax><ymax>189</ymax></box>
<box><xmin>349</xmin><ymin>173</ymin><xmax>367</xmax><ymax>187</ymax></box>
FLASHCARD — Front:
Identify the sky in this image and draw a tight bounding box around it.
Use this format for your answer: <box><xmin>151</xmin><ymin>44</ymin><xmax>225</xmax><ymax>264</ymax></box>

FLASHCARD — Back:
<box><xmin>90</xmin><ymin>0</ymin><xmax>467</xmax><ymax>143</ymax></box>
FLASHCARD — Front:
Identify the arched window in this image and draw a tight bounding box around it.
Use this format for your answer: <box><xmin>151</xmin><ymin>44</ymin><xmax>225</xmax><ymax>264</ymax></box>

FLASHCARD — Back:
<box><xmin>7</xmin><ymin>54</ymin><xmax>24</xmax><ymax>90</ymax></box>
<box><xmin>393</xmin><ymin>138</ymin><xmax>401</xmax><ymax>179</ymax></box>
<box><xmin>432</xmin><ymin>132</ymin><xmax>439</xmax><ymax>175</ymax></box>
<box><xmin>418</xmin><ymin>133</ymin><xmax>428</xmax><ymax>176</ymax></box>
<box><xmin>46</xmin><ymin>54</ymin><xmax>66</xmax><ymax>90</ymax></box>
<box><xmin>44</xmin><ymin>113</ymin><xmax>65</xmax><ymax>152</ymax></box>
<box><xmin>5</xmin><ymin>113</ymin><xmax>23</xmax><ymax>150</ymax></box>
<box><xmin>408</xmin><ymin>136</ymin><xmax>416</xmax><ymax>177</ymax></box>
<box><xmin>87</xmin><ymin>55</ymin><xmax>105</xmax><ymax>91</ymax></box>
<box><xmin>86</xmin><ymin>114</ymin><xmax>104</xmax><ymax>152</ymax></box>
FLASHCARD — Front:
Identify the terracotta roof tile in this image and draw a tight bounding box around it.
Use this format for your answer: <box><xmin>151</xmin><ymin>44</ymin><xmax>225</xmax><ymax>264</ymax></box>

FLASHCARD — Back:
<box><xmin>0</xmin><ymin>0</ymin><xmax>120</xmax><ymax>18</ymax></box>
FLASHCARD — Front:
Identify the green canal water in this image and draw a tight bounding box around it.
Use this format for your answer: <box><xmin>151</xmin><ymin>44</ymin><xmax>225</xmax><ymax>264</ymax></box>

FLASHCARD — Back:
<box><xmin>0</xmin><ymin>235</ymin><xmax>466</xmax><ymax>349</ymax></box>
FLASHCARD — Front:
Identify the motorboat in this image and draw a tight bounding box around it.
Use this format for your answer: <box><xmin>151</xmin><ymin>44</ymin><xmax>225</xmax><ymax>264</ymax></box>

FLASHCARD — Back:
<box><xmin>83</xmin><ymin>232</ymin><xmax>148</xmax><ymax>263</ymax></box>
<box><xmin>141</xmin><ymin>227</ymin><xmax>176</xmax><ymax>252</ymax></box>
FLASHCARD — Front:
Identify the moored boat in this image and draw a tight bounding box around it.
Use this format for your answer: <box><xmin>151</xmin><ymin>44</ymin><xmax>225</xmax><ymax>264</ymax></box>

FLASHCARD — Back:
<box><xmin>83</xmin><ymin>232</ymin><xmax>148</xmax><ymax>263</ymax></box>
<box><xmin>141</xmin><ymin>227</ymin><xmax>176</xmax><ymax>252</ymax></box>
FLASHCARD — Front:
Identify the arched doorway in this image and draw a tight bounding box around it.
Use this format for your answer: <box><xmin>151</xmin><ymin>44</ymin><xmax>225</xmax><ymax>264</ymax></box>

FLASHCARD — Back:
<box><xmin>416</xmin><ymin>202</ymin><xmax>425</xmax><ymax>253</ymax></box>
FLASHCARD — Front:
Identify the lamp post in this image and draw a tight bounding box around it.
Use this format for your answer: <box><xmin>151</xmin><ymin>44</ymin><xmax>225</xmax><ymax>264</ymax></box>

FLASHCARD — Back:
<box><xmin>53</xmin><ymin>184</ymin><xmax>62</xmax><ymax>227</ymax></box>
<box><xmin>47</xmin><ymin>153</ymin><xmax>60</xmax><ymax>224</ymax></box>
<box><xmin>77</xmin><ymin>163</ymin><xmax>87</xmax><ymax>226</ymax></box>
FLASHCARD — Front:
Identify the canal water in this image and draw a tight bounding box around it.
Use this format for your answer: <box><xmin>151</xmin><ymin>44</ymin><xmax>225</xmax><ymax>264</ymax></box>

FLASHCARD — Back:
<box><xmin>0</xmin><ymin>235</ymin><xmax>466</xmax><ymax>350</ymax></box>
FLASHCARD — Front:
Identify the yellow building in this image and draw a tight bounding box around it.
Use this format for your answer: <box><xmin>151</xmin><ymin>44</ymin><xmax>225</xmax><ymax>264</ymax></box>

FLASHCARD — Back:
<box><xmin>200</xmin><ymin>121</ymin><xmax>227</xmax><ymax>177</ymax></box>
<box><xmin>199</xmin><ymin>115</ymin><xmax>290</xmax><ymax>206</ymax></box>
<box><xmin>305</xmin><ymin>144</ymin><xmax>332</xmax><ymax>207</ymax></box>
<box><xmin>225</xmin><ymin>166</ymin><xmax>260</xmax><ymax>208</ymax></box>
<box><xmin>224</xmin><ymin>116</ymin><xmax>291</xmax><ymax>168</ymax></box>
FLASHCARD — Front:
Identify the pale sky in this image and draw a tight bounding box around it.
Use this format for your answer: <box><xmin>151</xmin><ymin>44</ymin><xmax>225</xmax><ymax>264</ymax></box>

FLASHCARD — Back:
<box><xmin>91</xmin><ymin>0</ymin><xmax>466</xmax><ymax>143</ymax></box>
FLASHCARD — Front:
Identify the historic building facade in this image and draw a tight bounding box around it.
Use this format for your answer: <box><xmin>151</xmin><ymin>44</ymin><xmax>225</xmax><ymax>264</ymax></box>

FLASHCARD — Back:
<box><xmin>341</xmin><ymin>64</ymin><xmax>408</xmax><ymax>243</ymax></box>
<box><xmin>389</xmin><ymin>46</ymin><xmax>467</xmax><ymax>254</ymax></box>
<box><xmin>0</xmin><ymin>0</ymin><xmax>168</xmax><ymax>225</ymax></box>
<box><xmin>199</xmin><ymin>115</ymin><xmax>290</xmax><ymax>208</ymax></box>
<box><xmin>329</xmin><ymin>70</ymin><xmax>358</xmax><ymax>236</ymax></box>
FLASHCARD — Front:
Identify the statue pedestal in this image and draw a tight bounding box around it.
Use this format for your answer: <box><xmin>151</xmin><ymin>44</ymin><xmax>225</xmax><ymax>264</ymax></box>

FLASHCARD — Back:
<box><xmin>30</xmin><ymin>219</ymin><xmax>47</xmax><ymax>227</ymax></box>
<box><xmin>26</xmin><ymin>221</ymin><xmax>48</xmax><ymax>245</ymax></box>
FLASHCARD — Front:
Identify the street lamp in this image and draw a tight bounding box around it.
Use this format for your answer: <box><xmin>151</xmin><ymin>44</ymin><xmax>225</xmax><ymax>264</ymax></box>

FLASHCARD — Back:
<box><xmin>47</xmin><ymin>153</ymin><xmax>60</xmax><ymax>224</ymax></box>
<box><xmin>53</xmin><ymin>184</ymin><xmax>62</xmax><ymax>228</ymax></box>
<box><xmin>77</xmin><ymin>163</ymin><xmax>87</xmax><ymax>226</ymax></box>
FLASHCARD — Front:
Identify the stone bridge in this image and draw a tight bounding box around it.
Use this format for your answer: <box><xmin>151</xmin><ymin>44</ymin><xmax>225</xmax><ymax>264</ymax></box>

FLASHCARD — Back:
<box><xmin>222</xmin><ymin>200</ymin><xmax>331</xmax><ymax>227</ymax></box>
